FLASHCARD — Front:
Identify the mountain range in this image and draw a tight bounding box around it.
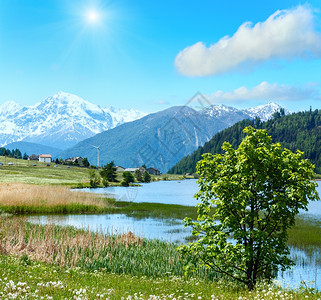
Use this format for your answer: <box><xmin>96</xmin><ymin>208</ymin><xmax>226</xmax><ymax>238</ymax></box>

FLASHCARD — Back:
<box><xmin>168</xmin><ymin>108</ymin><xmax>321</xmax><ymax>174</ymax></box>
<box><xmin>0</xmin><ymin>91</ymin><xmax>288</xmax><ymax>172</ymax></box>
<box><xmin>59</xmin><ymin>102</ymin><xmax>288</xmax><ymax>172</ymax></box>
<box><xmin>0</xmin><ymin>92</ymin><xmax>146</xmax><ymax>149</ymax></box>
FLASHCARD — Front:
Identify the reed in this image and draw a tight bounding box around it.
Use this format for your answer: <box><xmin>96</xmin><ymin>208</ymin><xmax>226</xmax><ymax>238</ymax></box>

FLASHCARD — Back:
<box><xmin>0</xmin><ymin>183</ymin><xmax>112</xmax><ymax>214</ymax></box>
<box><xmin>0</xmin><ymin>217</ymin><xmax>320</xmax><ymax>297</ymax></box>
<box><xmin>288</xmin><ymin>215</ymin><xmax>321</xmax><ymax>253</ymax></box>
<box><xmin>0</xmin><ymin>217</ymin><xmax>202</xmax><ymax>278</ymax></box>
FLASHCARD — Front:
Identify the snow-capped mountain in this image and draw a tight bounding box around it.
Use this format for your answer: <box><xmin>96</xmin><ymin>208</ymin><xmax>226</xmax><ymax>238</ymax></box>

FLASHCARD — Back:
<box><xmin>0</xmin><ymin>92</ymin><xmax>146</xmax><ymax>149</ymax></box>
<box><xmin>0</xmin><ymin>92</ymin><xmax>288</xmax><ymax>153</ymax></box>
<box><xmin>201</xmin><ymin>104</ymin><xmax>252</xmax><ymax>126</ymax></box>
<box><xmin>60</xmin><ymin>102</ymin><xmax>289</xmax><ymax>172</ymax></box>
<box><xmin>202</xmin><ymin>102</ymin><xmax>290</xmax><ymax>123</ymax></box>
<box><xmin>243</xmin><ymin>102</ymin><xmax>290</xmax><ymax>121</ymax></box>
<box><xmin>0</xmin><ymin>101</ymin><xmax>21</xmax><ymax>115</ymax></box>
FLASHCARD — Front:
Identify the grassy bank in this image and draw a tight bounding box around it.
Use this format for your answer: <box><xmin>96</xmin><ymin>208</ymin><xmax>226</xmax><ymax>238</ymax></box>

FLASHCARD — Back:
<box><xmin>1</xmin><ymin>255</ymin><xmax>320</xmax><ymax>299</ymax></box>
<box><xmin>0</xmin><ymin>183</ymin><xmax>112</xmax><ymax>214</ymax></box>
<box><xmin>0</xmin><ymin>182</ymin><xmax>197</xmax><ymax>218</ymax></box>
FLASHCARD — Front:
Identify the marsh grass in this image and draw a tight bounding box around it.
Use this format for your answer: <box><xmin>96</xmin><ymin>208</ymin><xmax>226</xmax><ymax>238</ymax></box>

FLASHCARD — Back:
<box><xmin>110</xmin><ymin>200</ymin><xmax>199</xmax><ymax>219</ymax></box>
<box><xmin>0</xmin><ymin>183</ymin><xmax>112</xmax><ymax>214</ymax></box>
<box><xmin>0</xmin><ymin>218</ymin><xmax>321</xmax><ymax>297</ymax></box>
<box><xmin>288</xmin><ymin>215</ymin><xmax>321</xmax><ymax>263</ymax></box>
<box><xmin>0</xmin><ymin>217</ymin><xmax>202</xmax><ymax>278</ymax></box>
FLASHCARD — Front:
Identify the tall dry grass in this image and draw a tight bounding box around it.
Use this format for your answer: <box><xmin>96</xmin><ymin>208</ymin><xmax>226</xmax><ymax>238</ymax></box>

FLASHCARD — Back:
<box><xmin>0</xmin><ymin>183</ymin><xmax>111</xmax><ymax>213</ymax></box>
<box><xmin>0</xmin><ymin>217</ymin><xmax>142</xmax><ymax>267</ymax></box>
<box><xmin>0</xmin><ymin>217</ymin><xmax>194</xmax><ymax>278</ymax></box>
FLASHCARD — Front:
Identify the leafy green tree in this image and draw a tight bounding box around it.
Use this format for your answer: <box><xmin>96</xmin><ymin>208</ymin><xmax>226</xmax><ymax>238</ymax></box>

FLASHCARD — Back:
<box><xmin>82</xmin><ymin>157</ymin><xmax>90</xmax><ymax>167</ymax></box>
<box><xmin>102</xmin><ymin>178</ymin><xmax>109</xmax><ymax>187</ymax></box>
<box><xmin>134</xmin><ymin>169</ymin><xmax>143</xmax><ymax>182</ymax></box>
<box><xmin>100</xmin><ymin>161</ymin><xmax>117</xmax><ymax>182</ymax></box>
<box><xmin>23</xmin><ymin>152</ymin><xmax>28</xmax><ymax>160</ymax></box>
<box><xmin>143</xmin><ymin>171</ymin><xmax>151</xmax><ymax>183</ymax></box>
<box><xmin>89</xmin><ymin>169</ymin><xmax>101</xmax><ymax>188</ymax></box>
<box><xmin>179</xmin><ymin>127</ymin><xmax>319</xmax><ymax>290</ymax></box>
<box><xmin>14</xmin><ymin>148</ymin><xmax>22</xmax><ymax>159</ymax></box>
<box><xmin>121</xmin><ymin>171</ymin><xmax>135</xmax><ymax>186</ymax></box>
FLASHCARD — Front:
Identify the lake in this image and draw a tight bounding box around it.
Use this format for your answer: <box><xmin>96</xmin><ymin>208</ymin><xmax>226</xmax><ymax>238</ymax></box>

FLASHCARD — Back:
<box><xmin>80</xmin><ymin>179</ymin><xmax>200</xmax><ymax>206</ymax></box>
<box><xmin>29</xmin><ymin>179</ymin><xmax>321</xmax><ymax>289</ymax></box>
<box><xmin>78</xmin><ymin>179</ymin><xmax>321</xmax><ymax>215</ymax></box>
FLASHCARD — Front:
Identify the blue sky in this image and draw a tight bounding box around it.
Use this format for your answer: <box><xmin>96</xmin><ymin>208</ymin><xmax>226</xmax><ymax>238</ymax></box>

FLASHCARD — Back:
<box><xmin>1</xmin><ymin>0</ymin><xmax>321</xmax><ymax>113</ymax></box>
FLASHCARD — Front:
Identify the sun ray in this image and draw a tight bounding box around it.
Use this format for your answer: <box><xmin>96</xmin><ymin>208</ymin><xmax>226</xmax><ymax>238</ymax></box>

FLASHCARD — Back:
<box><xmin>86</xmin><ymin>10</ymin><xmax>100</xmax><ymax>24</ymax></box>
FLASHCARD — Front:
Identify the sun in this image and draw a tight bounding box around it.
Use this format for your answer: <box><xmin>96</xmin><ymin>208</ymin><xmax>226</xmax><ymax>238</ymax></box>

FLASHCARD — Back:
<box><xmin>86</xmin><ymin>10</ymin><xmax>100</xmax><ymax>24</ymax></box>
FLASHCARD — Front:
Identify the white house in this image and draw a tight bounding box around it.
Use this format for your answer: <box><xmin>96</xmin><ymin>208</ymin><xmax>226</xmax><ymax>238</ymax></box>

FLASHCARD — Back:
<box><xmin>39</xmin><ymin>154</ymin><xmax>52</xmax><ymax>163</ymax></box>
<box><xmin>116</xmin><ymin>166</ymin><xmax>125</xmax><ymax>172</ymax></box>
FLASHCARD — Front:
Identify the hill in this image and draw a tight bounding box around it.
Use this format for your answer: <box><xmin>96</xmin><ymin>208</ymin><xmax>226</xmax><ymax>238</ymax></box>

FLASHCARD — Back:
<box><xmin>168</xmin><ymin>109</ymin><xmax>321</xmax><ymax>174</ymax></box>
<box><xmin>60</xmin><ymin>106</ymin><xmax>231</xmax><ymax>172</ymax></box>
<box><xmin>4</xmin><ymin>141</ymin><xmax>62</xmax><ymax>157</ymax></box>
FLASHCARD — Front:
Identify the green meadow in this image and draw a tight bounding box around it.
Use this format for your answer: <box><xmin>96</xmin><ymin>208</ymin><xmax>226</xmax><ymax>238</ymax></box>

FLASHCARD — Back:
<box><xmin>0</xmin><ymin>157</ymin><xmax>321</xmax><ymax>298</ymax></box>
<box><xmin>0</xmin><ymin>156</ymin><xmax>187</xmax><ymax>186</ymax></box>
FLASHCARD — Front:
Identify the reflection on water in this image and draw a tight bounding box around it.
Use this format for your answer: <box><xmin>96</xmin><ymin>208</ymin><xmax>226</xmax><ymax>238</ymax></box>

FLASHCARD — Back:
<box><xmin>278</xmin><ymin>247</ymin><xmax>320</xmax><ymax>290</ymax></box>
<box><xmin>78</xmin><ymin>180</ymin><xmax>200</xmax><ymax>206</ymax></box>
<box><xmin>27</xmin><ymin>213</ymin><xmax>321</xmax><ymax>290</ymax></box>
<box><xmin>27</xmin><ymin>214</ymin><xmax>191</xmax><ymax>244</ymax></box>
<box><xmin>80</xmin><ymin>180</ymin><xmax>321</xmax><ymax>214</ymax></box>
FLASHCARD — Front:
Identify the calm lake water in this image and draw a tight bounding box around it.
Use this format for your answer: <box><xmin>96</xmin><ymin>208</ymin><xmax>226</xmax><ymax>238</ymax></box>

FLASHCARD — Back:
<box><xmin>80</xmin><ymin>179</ymin><xmax>200</xmax><ymax>206</ymax></box>
<box><xmin>79</xmin><ymin>179</ymin><xmax>321</xmax><ymax>214</ymax></box>
<box><xmin>29</xmin><ymin>179</ymin><xmax>321</xmax><ymax>289</ymax></box>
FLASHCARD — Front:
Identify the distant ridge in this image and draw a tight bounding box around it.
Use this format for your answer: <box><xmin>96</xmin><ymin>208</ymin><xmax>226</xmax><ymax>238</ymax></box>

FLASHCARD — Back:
<box><xmin>4</xmin><ymin>141</ymin><xmax>62</xmax><ymax>157</ymax></box>
<box><xmin>59</xmin><ymin>102</ymin><xmax>288</xmax><ymax>172</ymax></box>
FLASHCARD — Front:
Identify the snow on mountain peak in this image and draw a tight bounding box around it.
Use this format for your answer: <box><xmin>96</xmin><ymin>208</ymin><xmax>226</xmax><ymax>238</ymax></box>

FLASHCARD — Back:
<box><xmin>200</xmin><ymin>101</ymin><xmax>289</xmax><ymax>123</ymax></box>
<box><xmin>0</xmin><ymin>100</ymin><xmax>21</xmax><ymax>115</ymax></box>
<box><xmin>243</xmin><ymin>102</ymin><xmax>290</xmax><ymax>121</ymax></box>
<box><xmin>0</xmin><ymin>92</ymin><xmax>146</xmax><ymax>149</ymax></box>
<box><xmin>201</xmin><ymin>104</ymin><xmax>240</xmax><ymax>117</ymax></box>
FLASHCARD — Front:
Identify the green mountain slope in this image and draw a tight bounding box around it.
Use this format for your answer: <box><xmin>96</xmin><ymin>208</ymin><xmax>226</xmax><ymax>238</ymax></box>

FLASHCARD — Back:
<box><xmin>4</xmin><ymin>141</ymin><xmax>62</xmax><ymax>157</ymax></box>
<box><xmin>168</xmin><ymin>109</ymin><xmax>321</xmax><ymax>174</ymax></box>
<box><xmin>59</xmin><ymin>106</ymin><xmax>231</xmax><ymax>172</ymax></box>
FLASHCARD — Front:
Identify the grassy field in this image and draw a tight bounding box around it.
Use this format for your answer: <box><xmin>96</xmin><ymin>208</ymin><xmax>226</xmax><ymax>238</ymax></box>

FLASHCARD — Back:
<box><xmin>0</xmin><ymin>156</ymin><xmax>188</xmax><ymax>186</ymax></box>
<box><xmin>0</xmin><ymin>156</ymin><xmax>90</xmax><ymax>186</ymax></box>
<box><xmin>1</xmin><ymin>255</ymin><xmax>320</xmax><ymax>299</ymax></box>
<box><xmin>1</xmin><ymin>156</ymin><xmax>321</xmax><ymax>297</ymax></box>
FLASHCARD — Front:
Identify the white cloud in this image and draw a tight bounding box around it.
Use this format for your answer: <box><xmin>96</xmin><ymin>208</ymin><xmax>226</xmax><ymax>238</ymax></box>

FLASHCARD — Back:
<box><xmin>208</xmin><ymin>81</ymin><xmax>320</xmax><ymax>103</ymax></box>
<box><xmin>175</xmin><ymin>5</ymin><xmax>321</xmax><ymax>76</ymax></box>
<box><xmin>155</xmin><ymin>99</ymin><xmax>170</xmax><ymax>105</ymax></box>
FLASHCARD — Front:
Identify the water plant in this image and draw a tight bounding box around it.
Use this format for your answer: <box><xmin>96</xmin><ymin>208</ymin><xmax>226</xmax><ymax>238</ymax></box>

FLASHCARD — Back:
<box><xmin>0</xmin><ymin>183</ymin><xmax>112</xmax><ymax>214</ymax></box>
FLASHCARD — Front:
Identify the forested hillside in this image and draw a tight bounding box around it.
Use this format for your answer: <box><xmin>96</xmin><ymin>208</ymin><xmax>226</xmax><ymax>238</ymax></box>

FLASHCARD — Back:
<box><xmin>168</xmin><ymin>109</ymin><xmax>321</xmax><ymax>174</ymax></box>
